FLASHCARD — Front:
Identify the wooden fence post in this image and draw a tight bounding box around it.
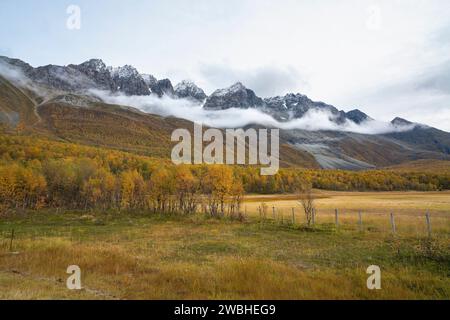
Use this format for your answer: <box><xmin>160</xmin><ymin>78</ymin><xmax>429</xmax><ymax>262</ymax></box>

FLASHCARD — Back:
<box><xmin>358</xmin><ymin>211</ymin><xmax>363</xmax><ymax>231</ymax></box>
<box><xmin>335</xmin><ymin>209</ymin><xmax>339</xmax><ymax>228</ymax></box>
<box><xmin>272</xmin><ymin>206</ymin><xmax>276</xmax><ymax>220</ymax></box>
<box><xmin>312</xmin><ymin>208</ymin><xmax>316</xmax><ymax>225</ymax></box>
<box><xmin>425</xmin><ymin>212</ymin><xmax>432</xmax><ymax>237</ymax></box>
<box><xmin>292</xmin><ymin>208</ymin><xmax>295</xmax><ymax>225</ymax></box>
<box><xmin>390</xmin><ymin>213</ymin><xmax>396</xmax><ymax>235</ymax></box>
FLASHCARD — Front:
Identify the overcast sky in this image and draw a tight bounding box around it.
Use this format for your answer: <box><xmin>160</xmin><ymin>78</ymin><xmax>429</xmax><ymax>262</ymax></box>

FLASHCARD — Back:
<box><xmin>1</xmin><ymin>0</ymin><xmax>449</xmax><ymax>130</ymax></box>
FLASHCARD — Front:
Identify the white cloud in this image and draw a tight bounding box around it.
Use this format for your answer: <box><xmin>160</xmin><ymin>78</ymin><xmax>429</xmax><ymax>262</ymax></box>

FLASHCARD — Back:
<box><xmin>91</xmin><ymin>90</ymin><xmax>415</xmax><ymax>135</ymax></box>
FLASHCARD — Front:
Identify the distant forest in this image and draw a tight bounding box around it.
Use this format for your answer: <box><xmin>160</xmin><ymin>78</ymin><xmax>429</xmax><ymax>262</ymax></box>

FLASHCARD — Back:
<box><xmin>0</xmin><ymin>134</ymin><xmax>449</xmax><ymax>212</ymax></box>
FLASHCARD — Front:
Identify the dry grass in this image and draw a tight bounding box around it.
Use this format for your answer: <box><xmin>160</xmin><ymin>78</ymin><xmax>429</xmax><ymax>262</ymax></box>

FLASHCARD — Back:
<box><xmin>0</xmin><ymin>191</ymin><xmax>448</xmax><ymax>300</ymax></box>
<box><xmin>243</xmin><ymin>191</ymin><xmax>450</xmax><ymax>236</ymax></box>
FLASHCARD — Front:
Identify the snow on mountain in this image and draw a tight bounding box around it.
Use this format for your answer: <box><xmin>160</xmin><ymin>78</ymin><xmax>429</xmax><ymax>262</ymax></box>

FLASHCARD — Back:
<box><xmin>141</xmin><ymin>73</ymin><xmax>157</xmax><ymax>86</ymax></box>
<box><xmin>174</xmin><ymin>80</ymin><xmax>207</xmax><ymax>102</ymax></box>
<box><xmin>204</xmin><ymin>82</ymin><xmax>265</xmax><ymax>110</ymax></box>
<box><xmin>109</xmin><ymin>65</ymin><xmax>141</xmax><ymax>79</ymax></box>
<box><xmin>213</xmin><ymin>82</ymin><xmax>247</xmax><ymax>96</ymax></box>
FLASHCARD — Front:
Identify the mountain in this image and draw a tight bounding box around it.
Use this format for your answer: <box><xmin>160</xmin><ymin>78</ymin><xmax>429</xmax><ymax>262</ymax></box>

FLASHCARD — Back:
<box><xmin>68</xmin><ymin>59</ymin><xmax>116</xmax><ymax>92</ymax></box>
<box><xmin>109</xmin><ymin>65</ymin><xmax>150</xmax><ymax>96</ymax></box>
<box><xmin>174</xmin><ymin>80</ymin><xmax>207</xmax><ymax>102</ymax></box>
<box><xmin>383</xmin><ymin>124</ymin><xmax>450</xmax><ymax>155</ymax></box>
<box><xmin>346</xmin><ymin>109</ymin><xmax>372</xmax><ymax>124</ymax></box>
<box><xmin>0</xmin><ymin>74</ymin><xmax>317</xmax><ymax>167</ymax></box>
<box><xmin>391</xmin><ymin>117</ymin><xmax>413</xmax><ymax>126</ymax></box>
<box><xmin>203</xmin><ymin>82</ymin><xmax>265</xmax><ymax>110</ymax></box>
<box><xmin>150</xmin><ymin>79</ymin><xmax>175</xmax><ymax>97</ymax></box>
<box><xmin>263</xmin><ymin>93</ymin><xmax>350</xmax><ymax>123</ymax></box>
<box><xmin>0</xmin><ymin>75</ymin><xmax>39</xmax><ymax>128</ymax></box>
<box><xmin>203</xmin><ymin>82</ymin><xmax>372</xmax><ymax>125</ymax></box>
<box><xmin>0</xmin><ymin>55</ymin><xmax>449</xmax><ymax>170</ymax></box>
<box><xmin>0</xmin><ymin>56</ymin><xmax>190</xmax><ymax>98</ymax></box>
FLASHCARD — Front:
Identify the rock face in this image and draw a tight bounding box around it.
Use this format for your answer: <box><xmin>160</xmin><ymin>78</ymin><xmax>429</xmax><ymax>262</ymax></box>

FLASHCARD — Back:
<box><xmin>150</xmin><ymin>79</ymin><xmax>175</xmax><ymax>97</ymax></box>
<box><xmin>203</xmin><ymin>83</ymin><xmax>373</xmax><ymax>125</ymax></box>
<box><xmin>30</xmin><ymin>64</ymin><xmax>99</xmax><ymax>92</ymax></box>
<box><xmin>174</xmin><ymin>80</ymin><xmax>207</xmax><ymax>102</ymax></box>
<box><xmin>69</xmin><ymin>59</ymin><xmax>116</xmax><ymax>92</ymax></box>
<box><xmin>203</xmin><ymin>82</ymin><xmax>264</xmax><ymax>110</ymax></box>
<box><xmin>0</xmin><ymin>56</ymin><xmax>34</xmax><ymax>75</ymax></box>
<box><xmin>110</xmin><ymin>65</ymin><xmax>150</xmax><ymax>96</ymax></box>
<box><xmin>346</xmin><ymin>109</ymin><xmax>372</xmax><ymax>124</ymax></box>
<box><xmin>0</xmin><ymin>56</ymin><xmax>152</xmax><ymax>96</ymax></box>
<box><xmin>141</xmin><ymin>74</ymin><xmax>158</xmax><ymax>87</ymax></box>
<box><xmin>391</xmin><ymin>117</ymin><xmax>413</xmax><ymax>126</ymax></box>
<box><xmin>263</xmin><ymin>93</ymin><xmax>347</xmax><ymax>123</ymax></box>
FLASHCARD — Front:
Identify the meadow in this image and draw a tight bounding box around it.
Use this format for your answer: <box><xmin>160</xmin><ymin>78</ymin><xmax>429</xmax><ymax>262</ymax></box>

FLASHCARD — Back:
<box><xmin>0</xmin><ymin>191</ymin><xmax>449</xmax><ymax>300</ymax></box>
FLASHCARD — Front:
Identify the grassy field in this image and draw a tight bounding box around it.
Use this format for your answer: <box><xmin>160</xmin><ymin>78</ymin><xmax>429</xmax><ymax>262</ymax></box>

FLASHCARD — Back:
<box><xmin>244</xmin><ymin>191</ymin><xmax>450</xmax><ymax>236</ymax></box>
<box><xmin>0</xmin><ymin>191</ymin><xmax>449</xmax><ymax>300</ymax></box>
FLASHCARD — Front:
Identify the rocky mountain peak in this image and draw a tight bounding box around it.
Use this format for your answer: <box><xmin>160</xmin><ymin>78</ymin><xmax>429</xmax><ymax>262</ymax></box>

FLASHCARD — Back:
<box><xmin>0</xmin><ymin>56</ymin><xmax>34</xmax><ymax>75</ymax></box>
<box><xmin>174</xmin><ymin>80</ymin><xmax>207</xmax><ymax>102</ymax></box>
<box><xmin>391</xmin><ymin>117</ymin><xmax>413</xmax><ymax>126</ymax></box>
<box><xmin>346</xmin><ymin>109</ymin><xmax>372</xmax><ymax>124</ymax></box>
<box><xmin>141</xmin><ymin>74</ymin><xmax>157</xmax><ymax>87</ymax></box>
<box><xmin>214</xmin><ymin>82</ymin><xmax>247</xmax><ymax>96</ymax></box>
<box><xmin>110</xmin><ymin>65</ymin><xmax>141</xmax><ymax>79</ymax></box>
<box><xmin>204</xmin><ymin>82</ymin><xmax>265</xmax><ymax>110</ymax></box>
<box><xmin>110</xmin><ymin>65</ymin><xmax>149</xmax><ymax>96</ymax></box>
<box><xmin>78</xmin><ymin>59</ymin><xmax>107</xmax><ymax>72</ymax></box>
<box><xmin>263</xmin><ymin>93</ymin><xmax>346</xmax><ymax>123</ymax></box>
<box><xmin>68</xmin><ymin>59</ymin><xmax>114</xmax><ymax>92</ymax></box>
<box><xmin>148</xmin><ymin>79</ymin><xmax>174</xmax><ymax>97</ymax></box>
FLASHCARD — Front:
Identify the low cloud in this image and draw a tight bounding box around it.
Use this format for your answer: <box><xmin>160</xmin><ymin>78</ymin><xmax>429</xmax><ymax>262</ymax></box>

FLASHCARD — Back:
<box><xmin>0</xmin><ymin>60</ymin><xmax>50</xmax><ymax>98</ymax></box>
<box><xmin>91</xmin><ymin>90</ymin><xmax>414</xmax><ymax>135</ymax></box>
<box><xmin>0</xmin><ymin>61</ymin><xmax>31</xmax><ymax>88</ymax></box>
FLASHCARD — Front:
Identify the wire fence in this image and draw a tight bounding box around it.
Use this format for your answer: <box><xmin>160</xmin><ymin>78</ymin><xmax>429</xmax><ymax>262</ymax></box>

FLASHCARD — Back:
<box><xmin>252</xmin><ymin>204</ymin><xmax>449</xmax><ymax>238</ymax></box>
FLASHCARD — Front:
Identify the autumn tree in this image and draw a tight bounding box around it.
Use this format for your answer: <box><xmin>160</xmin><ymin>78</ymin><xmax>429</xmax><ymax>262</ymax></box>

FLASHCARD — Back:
<box><xmin>298</xmin><ymin>182</ymin><xmax>315</xmax><ymax>226</ymax></box>
<box><xmin>174</xmin><ymin>165</ymin><xmax>199</xmax><ymax>214</ymax></box>
<box><xmin>202</xmin><ymin>165</ymin><xmax>234</xmax><ymax>217</ymax></box>
<box><xmin>120</xmin><ymin>170</ymin><xmax>146</xmax><ymax>210</ymax></box>
<box><xmin>148</xmin><ymin>167</ymin><xmax>175</xmax><ymax>213</ymax></box>
<box><xmin>229</xmin><ymin>179</ymin><xmax>244</xmax><ymax>219</ymax></box>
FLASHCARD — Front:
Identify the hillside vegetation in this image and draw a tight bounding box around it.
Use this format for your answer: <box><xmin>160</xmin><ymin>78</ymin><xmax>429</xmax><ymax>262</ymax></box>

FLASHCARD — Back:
<box><xmin>0</xmin><ymin>133</ymin><xmax>449</xmax><ymax>213</ymax></box>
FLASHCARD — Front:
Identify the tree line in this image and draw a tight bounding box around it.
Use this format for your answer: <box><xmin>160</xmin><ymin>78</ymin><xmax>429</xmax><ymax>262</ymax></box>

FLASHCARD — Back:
<box><xmin>0</xmin><ymin>158</ymin><xmax>244</xmax><ymax>217</ymax></box>
<box><xmin>0</xmin><ymin>134</ymin><xmax>448</xmax><ymax>212</ymax></box>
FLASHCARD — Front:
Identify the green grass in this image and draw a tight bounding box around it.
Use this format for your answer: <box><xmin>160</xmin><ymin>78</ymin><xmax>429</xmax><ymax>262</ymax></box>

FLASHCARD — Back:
<box><xmin>0</xmin><ymin>209</ymin><xmax>448</xmax><ymax>300</ymax></box>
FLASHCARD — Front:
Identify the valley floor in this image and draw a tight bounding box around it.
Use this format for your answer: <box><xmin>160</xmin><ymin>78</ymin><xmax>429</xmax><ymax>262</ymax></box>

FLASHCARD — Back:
<box><xmin>0</xmin><ymin>191</ymin><xmax>449</xmax><ymax>300</ymax></box>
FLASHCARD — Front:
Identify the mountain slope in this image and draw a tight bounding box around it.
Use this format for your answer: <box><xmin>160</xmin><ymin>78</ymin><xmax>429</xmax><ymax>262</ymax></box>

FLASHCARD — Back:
<box><xmin>383</xmin><ymin>125</ymin><xmax>450</xmax><ymax>155</ymax></box>
<box><xmin>34</xmin><ymin>99</ymin><xmax>318</xmax><ymax>167</ymax></box>
<box><xmin>0</xmin><ymin>75</ymin><xmax>39</xmax><ymax>129</ymax></box>
<box><xmin>0</xmin><ymin>55</ymin><xmax>449</xmax><ymax>170</ymax></box>
<box><xmin>35</xmin><ymin>98</ymin><xmax>193</xmax><ymax>157</ymax></box>
<box><xmin>0</xmin><ymin>77</ymin><xmax>318</xmax><ymax>168</ymax></box>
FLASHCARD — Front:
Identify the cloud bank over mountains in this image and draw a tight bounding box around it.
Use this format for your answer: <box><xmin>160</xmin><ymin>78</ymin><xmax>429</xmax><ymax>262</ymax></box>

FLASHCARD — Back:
<box><xmin>91</xmin><ymin>89</ymin><xmax>415</xmax><ymax>135</ymax></box>
<box><xmin>0</xmin><ymin>56</ymin><xmax>424</xmax><ymax>135</ymax></box>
